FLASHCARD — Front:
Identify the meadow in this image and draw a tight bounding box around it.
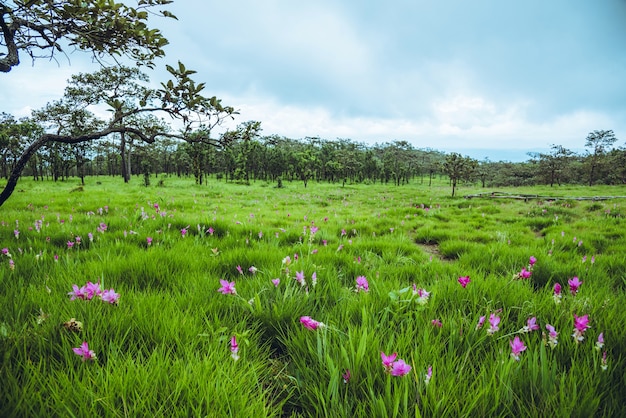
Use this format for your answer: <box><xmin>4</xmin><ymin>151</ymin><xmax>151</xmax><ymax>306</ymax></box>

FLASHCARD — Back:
<box><xmin>0</xmin><ymin>176</ymin><xmax>625</xmax><ymax>417</ymax></box>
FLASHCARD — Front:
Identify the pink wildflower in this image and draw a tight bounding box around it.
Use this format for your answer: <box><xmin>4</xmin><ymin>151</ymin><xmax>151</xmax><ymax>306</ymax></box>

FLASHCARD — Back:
<box><xmin>517</xmin><ymin>268</ymin><xmax>531</xmax><ymax>279</ymax></box>
<box><xmin>487</xmin><ymin>313</ymin><xmax>500</xmax><ymax>335</ymax></box>
<box><xmin>458</xmin><ymin>276</ymin><xmax>471</xmax><ymax>288</ymax></box>
<box><xmin>230</xmin><ymin>336</ymin><xmax>239</xmax><ymax>361</ymax></box>
<box><xmin>236</xmin><ymin>265</ymin><xmax>243</xmax><ymax>275</ymax></box>
<box><xmin>300</xmin><ymin>316</ymin><xmax>323</xmax><ymax>330</ymax></box>
<box><xmin>529</xmin><ymin>256</ymin><xmax>537</xmax><ymax>266</ymax></box>
<box><xmin>545</xmin><ymin>324</ymin><xmax>558</xmax><ymax>348</ymax></box>
<box><xmin>572</xmin><ymin>314</ymin><xmax>590</xmax><ymax>342</ymax></box>
<box><xmin>390</xmin><ymin>359</ymin><xmax>412</xmax><ymax>377</ymax></box>
<box><xmin>596</xmin><ymin>332</ymin><xmax>604</xmax><ymax>351</ymax></box>
<box><xmin>67</xmin><ymin>241</ymin><xmax>75</xmax><ymax>249</ymax></box>
<box><xmin>355</xmin><ymin>276</ymin><xmax>369</xmax><ymax>292</ymax></box>
<box><xmin>510</xmin><ymin>336</ymin><xmax>527</xmax><ymax>361</ymax></box>
<box><xmin>601</xmin><ymin>351</ymin><xmax>608</xmax><ymax>371</ymax></box>
<box><xmin>523</xmin><ymin>317</ymin><xmax>540</xmax><ymax>333</ymax></box>
<box><xmin>568</xmin><ymin>276</ymin><xmax>582</xmax><ymax>296</ymax></box>
<box><xmin>217</xmin><ymin>279</ymin><xmax>236</xmax><ymax>295</ymax></box>
<box><xmin>424</xmin><ymin>365</ymin><xmax>433</xmax><ymax>386</ymax></box>
<box><xmin>271</xmin><ymin>278</ymin><xmax>280</xmax><ymax>287</ymax></box>
<box><xmin>295</xmin><ymin>271</ymin><xmax>306</xmax><ymax>286</ymax></box>
<box><xmin>68</xmin><ymin>284</ymin><xmax>86</xmax><ymax>300</ymax></box>
<box><xmin>476</xmin><ymin>315</ymin><xmax>486</xmax><ymax>330</ymax></box>
<box><xmin>380</xmin><ymin>351</ymin><xmax>397</xmax><ymax>371</ymax></box>
<box><xmin>101</xmin><ymin>289</ymin><xmax>120</xmax><ymax>304</ymax></box>
<box><xmin>553</xmin><ymin>282</ymin><xmax>562</xmax><ymax>304</ymax></box>
<box><xmin>342</xmin><ymin>369</ymin><xmax>351</xmax><ymax>384</ymax></box>
<box><xmin>431</xmin><ymin>319</ymin><xmax>443</xmax><ymax>328</ymax></box>
<box><xmin>248</xmin><ymin>266</ymin><xmax>258</xmax><ymax>274</ymax></box>
<box><xmin>83</xmin><ymin>281</ymin><xmax>102</xmax><ymax>300</ymax></box>
<box><xmin>72</xmin><ymin>341</ymin><xmax>96</xmax><ymax>361</ymax></box>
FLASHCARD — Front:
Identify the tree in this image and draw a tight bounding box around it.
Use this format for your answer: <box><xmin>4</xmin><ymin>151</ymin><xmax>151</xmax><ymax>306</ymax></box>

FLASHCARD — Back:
<box><xmin>442</xmin><ymin>153</ymin><xmax>477</xmax><ymax>197</ymax></box>
<box><xmin>0</xmin><ymin>0</ymin><xmax>175</xmax><ymax>73</ymax></box>
<box><xmin>0</xmin><ymin>61</ymin><xmax>238</xmax><ymax>207</ymax></box>
<box><xmin>585</xmin><ymin>130</ymin><xmax>618</xmax><ymax>186</ymax></box>
<box><xmin>531</xmin><ymin>144</ymin><xmax>575</xmax><ymax>187</ymax></box>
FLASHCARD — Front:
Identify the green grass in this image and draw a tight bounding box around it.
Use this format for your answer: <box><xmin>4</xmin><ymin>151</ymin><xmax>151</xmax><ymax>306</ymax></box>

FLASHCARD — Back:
<box><xmin>1</xmin><ymin>176</ymin><xmax>625</xmax><ymax>417</ymax></box>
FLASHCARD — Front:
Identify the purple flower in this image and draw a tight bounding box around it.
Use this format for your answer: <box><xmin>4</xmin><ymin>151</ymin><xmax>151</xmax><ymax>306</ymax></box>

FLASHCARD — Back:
<box><xmin>529</xmin><ymin>256</ymin><xmax>537</xmax><ymax>266</ymax></box>
<box><xmin>355</xmin><ymin>276</ymin><xmax>369</xmax><ymax>292</ymax></box>
<box><xmin>517</xmin><ymin>268</ymin><xmax>531</xmax><ymax>279</ymax></box>
<box><xmin>72</xmin><ymin>341</ymin><xmax>96</xmax><ymax>361</ymax></box>
<box><xmin>596</xmin><ymin>332</ymin><xmax>604</xmax><ymax>351</ymax></box>
<box><xmin>230</xmin><ymin>336</ymin><xmax>240</xmax><ymax>361</ymax></box>
<box><xmin>342</xmin><ymin>369</ymin><xmax>351</xmax><ymax>384</ymax></box>
<box><xmin>207</xmin><ymin>227</ymin><xmax>214</xmax><ymax>235</ymax></box>
<box><xmin>248</xmin><ymin>266</ymin><xmax>258</xmax><ymax>274</ymax></box>
<box><xmin>476</xmin><ymin>315</ymin><xmax>486</xmax><ymax>330</ymax></box>
<box><xmin>381</xmin><ymin>351</ymin><xmax>397</xmax><ymax>371</ymax></box>
<box><xmin>68</xmin><ymin>284</ymin><xmax>86</xmax><ymax>300</ymax></box>
<box><xmin>300</xmin><ymin>316</ymin><xmax>323</xmax><ymax>330</ymax></box>
<box><xmin>67</xmin><ymin>241</ymin><xmax>75</xmax><ymax>249</ymax></box>
<box><xmin>546</xmin><ymin>324</ymin><xmax>558</xmax><ymax>348</ymax></box>
<box><xmin>83</xmin><ymin>281</ymin><xmax>102</xmax><ymax>300</ymax></box>
<box><xmin>523</xmin><ymin>317</ymin><xmax>539</xmax><ymax>333</ymax></box>
<box><xmin>236</xmin><ymin>265</ymin><xmax>243</xmax><ymax>275</ymax></box>
<box><xmin>553</xmin><ymin>282</ymin><xmax>562</xmax><ymax>304</ymax></box>
<box><xmin>458</xmin><ymin>276</ymin><xmax>471</xmax><ymax>288</ymax></box>
<box><xmin>295</xmin><ymin>271</ymin><xmax>306</xmax><ymax>286</ymax></box>
<box><xmin>218</xmin><ymin>279</ymin><xmax>237</xmax><ymax>295</ymax></box>
<box><xmin>572</xmin><ymin>314</ymin><xmax>590</xmax><ymax>342</ymax></box>
<box><xmin>487</xmin><ymin>313</ymin><xmax>500</xmax><ymax>335</ymax></box>
<box><xmin>568</xmin><ymin>277</ymin><xmax>582</xmax><ymax>296</ymax></box>
<box><xmin>510</xmin><ymin>336</ymin><xmax>527</xmax><ymax>361</ymax></box>
<box><xmin>101</xmin><ymin>289</ymin><xmax>120</xmax><ymax>304</ymax></box>
<box><xmin>390</xmin><ymin>359</ymin><xmax>412</xmax><ymax>376</ymax></box>
<box><xmin>271</xmin><ymin>278</ymin><xmax>280</xmax><ymax>287</ymax></box>
<box><xmin>424</xmin><ymin>365</ymin><xmax>433</xmax><ymax>386</ymax></box>
<box><xmin>147</xmin><ymin>237</ymin><xmax>153</xmax><ymax>246</ymax></box>
<box><xmin>431</xmin><ymin>319</ymin><xmax>443</xmax><ymax>328</ymax></box>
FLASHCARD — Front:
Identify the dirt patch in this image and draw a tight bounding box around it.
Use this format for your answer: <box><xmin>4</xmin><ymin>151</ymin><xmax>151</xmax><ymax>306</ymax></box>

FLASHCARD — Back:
<box><xmin>416</xmin><ymin>243</ymin><xmax>449</xmax><ymax>261</ymax></box>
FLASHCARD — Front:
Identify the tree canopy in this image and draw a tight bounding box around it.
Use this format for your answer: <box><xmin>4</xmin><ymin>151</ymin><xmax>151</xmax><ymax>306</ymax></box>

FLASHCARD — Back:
<box><xmin>0</xmin><ymin>0</ymin><xmax>175</xmax><ymax>72</ymax></box>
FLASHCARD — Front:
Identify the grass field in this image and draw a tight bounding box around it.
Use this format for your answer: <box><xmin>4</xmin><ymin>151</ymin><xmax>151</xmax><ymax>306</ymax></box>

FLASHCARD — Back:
<box><xmin>1</xmin><ymin>176</ymin><xmax>625</xmax><ymax>417</ymax></box>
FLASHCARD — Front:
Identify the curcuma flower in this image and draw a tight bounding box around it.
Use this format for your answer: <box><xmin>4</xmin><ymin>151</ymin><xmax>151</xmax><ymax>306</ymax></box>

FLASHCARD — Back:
<box><xmin>230</xmin><ymin>336</ymin><xmax>239</xmax><ymax>361</ymax></box>
<box><xmin>72</xmin><ymin>341</ymin><xmax>96</xmax><ymax>361</ymax></box>
<box><xmin>568</xmin><ymin>276</ymin><xmax>582</xmax><ymax>296</ymax></box>
<box><xmin>522</xmin><ymin>317</ymin><xmax>540</xmax><ymax>333</ymax></box>
<box><xmin>545</xmin><ymin>324</ymin><xmax>558</xmax><ymax>348</ymax></box>
<box><xmin>424</xmin><ymin>365</ymin><xmax>433</xmax><ymax>386</ymax></box>
<box><xmin>572</xmin><ymin>314</ymin><xmax>590</xmax><ymax>342</ymax></box>
<box><xmin>458</xmin><ymin>275</ymin><xmax>471</xmax><ymax>288</ymax></box>
<box><xmin>553</xmin><ymin>283</ymin><xmax>562</xmax><ymax>304</ymax></box>
<box><xmin>510</xmin><ymin>336</ymin><xmax>527</xmax><ymax>361</ymax></box>
<box><xmin>101</xmin><ymin>288</ymin><xmax>120</xmax><ymax>304</ymax></box>
<box><xmin>390</xmin><ymin>359</ymin><xmax>412</xmax><ymax>376</ymax></box>
<box><xmin>217</xmin><ymin>279</ymin><xmax>236</xmax><ymax>295</ymax></box>
<box><xmin>487</xmin><ymin>313</ymin><xmax>500</xmax><ymax>335</ymax></box>
<box><xmin>355</xmin><ymin>276</ymin><xmax>369</xmax><ymax>292</ymax></box>
<box><xmin>595</xmin><ymin>332</ymin><xmax>604</xmax><ymax>351</ymax></box>
<box><xmin>342</xmin><ymin>369</ymin><xmax>351</xmax><ymax>384</ymax></box>
<box><xmin>380</xmin><ymin>351</ymin><xmax>397</xmax><ymax>371</ymax></box>
<box><xmin>300</xmin><ymin>316</ymin><xmax>324</xmax><ymax>330</ymax></box>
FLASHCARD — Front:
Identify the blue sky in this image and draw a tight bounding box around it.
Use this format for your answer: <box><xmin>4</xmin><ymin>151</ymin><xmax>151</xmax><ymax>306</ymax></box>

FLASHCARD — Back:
<box><xmin>2</xmin><ymin>0</ymin><xmax>626</xmax><ymax>161</ymax></box>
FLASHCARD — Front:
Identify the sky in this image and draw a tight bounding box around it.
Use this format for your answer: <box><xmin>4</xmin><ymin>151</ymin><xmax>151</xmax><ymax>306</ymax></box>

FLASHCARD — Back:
<box><xmin>2</xmin><ymin>0</ymin><xmax>626</xmax><ymax>162</ymax></box>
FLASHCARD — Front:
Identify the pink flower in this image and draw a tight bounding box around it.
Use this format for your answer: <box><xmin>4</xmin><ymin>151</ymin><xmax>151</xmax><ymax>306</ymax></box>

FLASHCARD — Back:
<box><xmin>72</xmin><ymin>341</ymin><xmax>96</xmax><ymax>361</ymax></box>
<box><xmin>311</xmin><ymin>272</ymin><xmax>317</xmax><ymax>287</ymax></box>
<box><xmin>424</xmin><ymin>365</ymin><xmax>433</xmax><ymax>386</ymax></box>
<box><xmin>67</xmin><ymin>241</ymin><xmax>75</xmax><ymax>249</ymax></box>
<box><xmin>390</xmin><ymin>359</ymin><xmax>412</xmax><ymax>376</ymax></box>
<box><xmin>476</xmin><ymin>315</ymin><xmax>486</xmax><ymax>330</ymax></box>
<box><xmin>596</xmin><ymin>332</ymin><xmax>604</xmax><ymax>351</ymax></box>
<box><xmin>355</xmin><ymin>276</ymin><xmax>369</xmax><ymax>292</ymax></box>
<box><xmin>458</xmin><ymin>276</ymin><xmax>471</xmax><ymax>288</ymax></box>
<box><xmin>431</xmin><ymin>319</ymin><xmax>443</xmax><ymax>328</ymax></box>
<box><xmin>546</xmin><ymin>324</ymin><xmax>558</xmax><ymax>348</ymax></box>
<box><xmin>510</xmin><ymin>336</ymin><xmax>527</xmax><ymax>361</ymax></box>
<box><xmin>218</xmin><ymin>279</ymin><xmax>236</xmax><ymax>295</ymax></box>
<box><xmin>147</xmin><ymin>237</ymin><xmax>153</xmax><ymax>246</ymax></box>
<box><xmin>310</xmin><ymin>226</ymin><xmax>319</xmax><ymax>235</ymax></box>
<box><xmin>553</xmin><ymin>282</ymin><xmax>562</xmax><ymax>304</ymax></box>
<box><xmin>568</xmin><ymin>276</ymin><xmax>582</xmax><ymax>296</ymax></box>
<box><xmin>271</xmin><ymin>278</ymin><xmax>280</xmax><ymax>287</ymax></box>
<box><xmin>101</xmin><ymin>289</ymin><xmax>120</xmax><ymax>304</ymax></box>
<box><xmin>381</xmin><ymin>351</ymin><xmax>397</xmax><ymax>371</ymax></box>
<box><xmin>230</xmin><ymin>336</ymin><xmax>239</xmax><ymax>361</ymax></box>
<box><xmin>487</xmin><ymin>313</ymin><xmax>500</xmax><ymax>335</ymax></box>
<box><xmin>517</xmin><ymin>268</ymin><xmax>531</xmax><ymax>279</ymax></box>
<box><xmin>523</xmin><ymin>317</ymin><xmax>540</xmax><ymax>332</ymax></box>
<box><xmin>601</xmin><ymin>351</ymin><xmax>608</xmax><ymax>371</ymax></box>
<box><xmin>1</xmin><ymin>248</ymin><xmax>9</xmax><ymax>256</ymax></box>
<box><xmin>282</xmin><ymin>255</ymin><xmax>291</xmax><ymax>266</ymax></box>
<box><xmin>529</xmin><ymin>256</ymin><xmax>537</xmax><ymax>266</ymax></box>
<box><xmin>83</xmin><ymin>281</ymin><xmax>102</xmax><ymax>300</ymax></box>
<box><xmin>180</xmin><ymin>226</ymin><xmax>189</xmax><ymax>237</ymax></box>
<box><xmin>207</xmin><ymin>227</ymin><xmax>214</xmax><ymax>235</ymax></box>
<box><xmin>236</xmin><ymin>265</ymin><xmax>243</xmax><ymax>275</ymax></box>
<box><xmin>572</xmin><ymin>314</ymin><xmax>590</xmax><ymax>342</ymax></box>
<box><xmin>248</xmin><ymin>266</ymin><xmax>258</xmax><ymax>274</ymax></box>
<box><xmin>68</xmin><ymin>284</ymin><xmax>86</xmax><ymax>300</ymax></box>
<box><xmin>295</xmin><ymin>271</ymin><xmax>306</xmax><ymax>286</ymax></box>
<box><xmin>342</xmin><ymin>369</ymin><xmax>351</xmax><ymax>384</ymax></box>
<box><xmin>300</xmin><ymin>316</ymin><xmax>323</xmax><ymax>330</ymax></box>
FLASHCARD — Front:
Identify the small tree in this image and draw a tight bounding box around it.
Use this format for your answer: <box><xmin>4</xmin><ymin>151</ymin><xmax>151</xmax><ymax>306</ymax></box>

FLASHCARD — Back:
<box><xmin>442</xmin><ymin>152</ymin><xmax>477</xmax><ymax>197</ymax></box>
<box><xmin>585</xmin><ymin>130</ymin><xmax>618</xmax><ymax>186</ymax></box>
